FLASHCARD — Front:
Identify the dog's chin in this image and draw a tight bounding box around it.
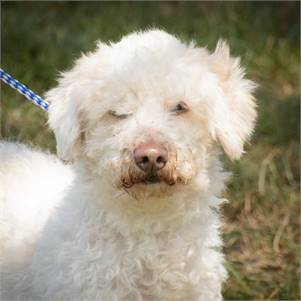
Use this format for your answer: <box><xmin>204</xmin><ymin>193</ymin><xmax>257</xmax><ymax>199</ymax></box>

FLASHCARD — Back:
<box><xmin>125</xmin><ymin>182</ymin><xmax>176</xmax><ymax>199</ymax></box>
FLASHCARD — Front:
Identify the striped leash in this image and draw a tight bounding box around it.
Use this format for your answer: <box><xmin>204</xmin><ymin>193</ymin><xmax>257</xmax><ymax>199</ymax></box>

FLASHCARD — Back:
<box><xmin>0</xmin><ymin>68</ymin><xmax>49</xmax><ymax>111</ymax></box>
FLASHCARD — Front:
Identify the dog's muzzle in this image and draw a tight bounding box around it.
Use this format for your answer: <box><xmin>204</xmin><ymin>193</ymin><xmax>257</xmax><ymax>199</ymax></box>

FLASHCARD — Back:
<box><xmin>120</xmin><ymin>138</ymin><xmax>181</xmax><ymax>188</ymax></box>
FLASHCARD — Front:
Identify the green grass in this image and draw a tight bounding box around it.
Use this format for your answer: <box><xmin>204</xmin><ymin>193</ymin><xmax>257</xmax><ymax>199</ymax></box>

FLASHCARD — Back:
<box><xmin>1</xmin><ymin>2</ymin><xmax>300</xmax><ymax>300</ymax></box>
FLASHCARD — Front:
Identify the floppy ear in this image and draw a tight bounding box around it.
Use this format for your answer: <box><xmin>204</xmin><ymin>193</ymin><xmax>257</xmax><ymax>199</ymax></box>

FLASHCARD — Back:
<box><xmin>46</xmin><ymin>81</ymin><xmax>82</xmax><ymax>161</ymax></box>
<box><xmin>46</xmin><ymin>41</ymin><xmax>108</xmax><ymax>161</ymax></box>
<box><xmin>208</xmin><ymin>40</ymin><xmax>257</xmax><ymax>160</ymax></box>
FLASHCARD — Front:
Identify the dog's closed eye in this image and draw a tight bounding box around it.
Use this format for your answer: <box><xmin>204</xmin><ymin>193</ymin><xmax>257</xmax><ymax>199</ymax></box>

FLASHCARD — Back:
<box><xmin>171</xmin><ymin>101</ymin><xmax>189</xmax><ymax>115</ymax></box>
<box><xmin>108</xmin><ymin>110</ymin><xmax>131</xmax><ymax>120</ymax></box>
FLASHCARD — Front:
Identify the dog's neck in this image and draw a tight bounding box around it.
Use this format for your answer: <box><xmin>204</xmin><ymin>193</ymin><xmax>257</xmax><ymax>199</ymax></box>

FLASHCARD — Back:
<box><xmin>71</xmin><ymin>157</ymin><xmax>229</xmax><ymax>234</ymax></box>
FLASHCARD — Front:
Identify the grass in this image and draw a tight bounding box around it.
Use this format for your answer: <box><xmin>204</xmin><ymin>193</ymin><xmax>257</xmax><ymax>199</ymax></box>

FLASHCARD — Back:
<box><xmin>1</xmin><ymin>2</ymin><xmax>300</xmax><ymax>300</ymax></box>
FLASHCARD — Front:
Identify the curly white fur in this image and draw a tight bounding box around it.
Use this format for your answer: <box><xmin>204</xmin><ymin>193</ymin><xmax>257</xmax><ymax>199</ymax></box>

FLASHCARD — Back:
<box><xmin>0</xmin><ymin>30</ymin><xmax>256</xmax><ymax>301</ymax></box>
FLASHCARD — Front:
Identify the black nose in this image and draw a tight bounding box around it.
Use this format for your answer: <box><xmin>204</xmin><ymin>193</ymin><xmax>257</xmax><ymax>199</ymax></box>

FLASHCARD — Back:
<box><xmin>134</xmin><ymin>142</ymin><xmax>168</xmax><ymax>173</ymax></box>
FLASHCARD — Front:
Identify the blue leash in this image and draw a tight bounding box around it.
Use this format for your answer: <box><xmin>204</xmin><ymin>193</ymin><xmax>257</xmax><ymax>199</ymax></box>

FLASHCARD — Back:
<box><xmin>0</xmin><ymin>68</ymin><xmax>49</xmax><ymax>111</ymax></box>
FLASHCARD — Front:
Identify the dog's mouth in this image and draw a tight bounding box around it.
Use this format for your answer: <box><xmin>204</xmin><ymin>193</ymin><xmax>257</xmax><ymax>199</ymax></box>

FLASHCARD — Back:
<box><xmin>142</xmin><ymin>174</ymin><xmax>168</xmax><ymax>185</ymax></box>
<box><xmin>118</xmin><ymin>154</ymin><xmax>194</xmax><ymax>191</ymax></box>
<box><xmin>120</xmin><ymin>171</ymin><xmax>180</xmax><ymax>189</ymax></box>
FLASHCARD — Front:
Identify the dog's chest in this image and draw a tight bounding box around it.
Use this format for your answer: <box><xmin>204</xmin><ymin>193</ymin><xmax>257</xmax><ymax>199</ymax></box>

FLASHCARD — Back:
<box><xmin>83</xmin><ymin>219</ymin><xmax>204</xmax><ymax>299</ymax></box>
<box><xmin>32</xmin><ymin>194</ymin><xmax>222</xmax><ymax>300</ymax></box>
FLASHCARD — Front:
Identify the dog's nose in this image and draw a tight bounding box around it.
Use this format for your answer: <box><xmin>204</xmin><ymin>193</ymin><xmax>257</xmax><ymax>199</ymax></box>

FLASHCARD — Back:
<box><xmin>134</xmin><ymin>142</ymin><xmax>168</xmax><ymax>173</ymax></box>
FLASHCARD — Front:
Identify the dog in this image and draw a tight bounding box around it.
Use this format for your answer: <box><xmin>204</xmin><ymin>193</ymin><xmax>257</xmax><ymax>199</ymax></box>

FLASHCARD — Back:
<box><xmin>0</xmin><ymin>29</ymin><xmax>256</xmax><ymax>300</ymax></box>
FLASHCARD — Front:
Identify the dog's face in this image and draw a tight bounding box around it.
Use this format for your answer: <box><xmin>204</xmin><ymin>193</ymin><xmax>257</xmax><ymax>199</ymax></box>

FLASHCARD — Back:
<box><xmin>47</xmin><ymin>30</ymin><xmax>256</xmax><ymax>199</ymax></box>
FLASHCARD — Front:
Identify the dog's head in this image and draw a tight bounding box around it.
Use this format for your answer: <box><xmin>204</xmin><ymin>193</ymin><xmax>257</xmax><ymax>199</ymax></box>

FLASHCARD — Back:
<box><xmin>47</xmin><ymin>30</ymin><xmax>256</xmax><ymax>199</ymax></box>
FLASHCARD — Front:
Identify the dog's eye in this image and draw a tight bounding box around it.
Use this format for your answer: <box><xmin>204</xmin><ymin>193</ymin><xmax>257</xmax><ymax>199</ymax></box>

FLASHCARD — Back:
<box><xmin>108</xmin><ymin>110</ymin><xmax>130</xmax><ymax>120</ymax></box>
<box><xmin>171</xmin><ymin>102</ymin><xmax>189</xmax><ymax>115</ymax></box>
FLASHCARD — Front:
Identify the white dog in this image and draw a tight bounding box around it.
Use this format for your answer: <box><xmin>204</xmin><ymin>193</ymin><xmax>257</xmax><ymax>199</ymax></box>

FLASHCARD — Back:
<box><xmin>0</xmin><ymin>30</ymin><xmax>256</xmax><ymax>300</ymax></box>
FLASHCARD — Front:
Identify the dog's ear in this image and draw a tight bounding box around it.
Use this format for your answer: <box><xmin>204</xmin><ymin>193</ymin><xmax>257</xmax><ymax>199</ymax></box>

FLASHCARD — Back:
<box><xmin>46</xmin><ymin>42</ymin><xmax>107</xmax><ymax>161</ymax></box>
<box><xmin>208</xmin><ymin>40</ymin><xmax>257</xmax><ymax>160</ymax></box>
<box><xmin>46</xmin><ymin>81</ymin><xmax>82</xmax><ymax>161</ymax></box>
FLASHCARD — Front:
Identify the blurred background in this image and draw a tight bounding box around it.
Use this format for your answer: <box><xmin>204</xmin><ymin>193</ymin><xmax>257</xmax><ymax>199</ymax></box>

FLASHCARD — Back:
<box><xmin>1</xmin><ymin>2</ymin><xmax>300</xmax><ymax>300</ymax></box>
